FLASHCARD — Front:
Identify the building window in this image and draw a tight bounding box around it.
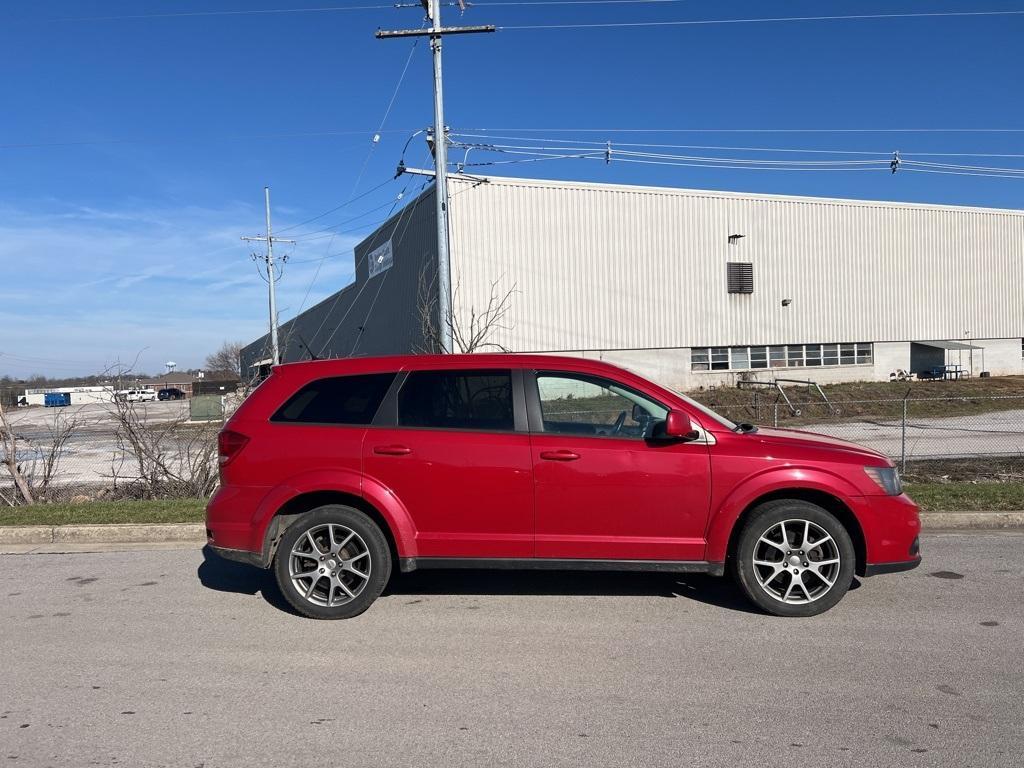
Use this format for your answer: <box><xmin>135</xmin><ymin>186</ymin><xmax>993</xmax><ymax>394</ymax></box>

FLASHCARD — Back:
<box><xmin>726</xmin><ymin>262</ymin><xmax>754</xmax><ymax>294</ymax></box>
<box><xmin>691</xmin><ymin>343</ymin><xmax>874</xmax><ymax>372</ymax></box>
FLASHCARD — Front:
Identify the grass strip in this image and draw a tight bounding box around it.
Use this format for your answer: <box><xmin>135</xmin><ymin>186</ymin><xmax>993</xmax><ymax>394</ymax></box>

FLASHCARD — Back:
<box><xmin>904</xmin><ymin>483</ymin><xmax>1024</xmax><ymax>512</ymax></box>
<box><xmin>0</xmin><ymin>499</ymin><xmax>206</xmax><ymax>527</ymax></box>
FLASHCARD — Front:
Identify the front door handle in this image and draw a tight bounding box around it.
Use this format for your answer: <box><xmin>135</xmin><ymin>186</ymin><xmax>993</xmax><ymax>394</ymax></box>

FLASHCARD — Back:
<box><xmin>373</xmin><ymin>444</ymin><xmax>412</xmax><ymax>456</ymax></box>
<box><xmin>539</xmin><ymin>450</ymin><xmax>580</xmax><ymax>462</ymax></box>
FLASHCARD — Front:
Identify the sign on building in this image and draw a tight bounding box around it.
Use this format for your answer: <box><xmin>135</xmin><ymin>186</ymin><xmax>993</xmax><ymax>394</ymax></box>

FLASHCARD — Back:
<box><xmin>368</xmin><ymin>239</ymin><xmax>393</xmax><ymax>278</ymax></box>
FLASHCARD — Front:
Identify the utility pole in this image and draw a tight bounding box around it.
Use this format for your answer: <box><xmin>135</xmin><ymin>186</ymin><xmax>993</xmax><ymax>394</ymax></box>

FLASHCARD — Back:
<box><xmin>377</xmin><ymin>0</ymin><xmax>495</xmax><ymax>353</ymax></box>
<box><xmin>242</xmin><ymin>187</ymin><xmax>295</xmax><ymax>366</ymax></box>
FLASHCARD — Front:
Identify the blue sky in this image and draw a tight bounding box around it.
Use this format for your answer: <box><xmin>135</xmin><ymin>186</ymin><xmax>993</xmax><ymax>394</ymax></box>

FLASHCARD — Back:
<box><xmin>2</xmin><ymin>0</ymin><xmax>1022</xmax><ymax>377</ymax></box>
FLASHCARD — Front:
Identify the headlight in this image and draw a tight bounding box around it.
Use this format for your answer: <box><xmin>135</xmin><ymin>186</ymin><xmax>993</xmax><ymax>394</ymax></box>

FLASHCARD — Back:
<box><xmin>864</xmin><ymin>466</ymin><xmax>903</xmax><ymax>496</ymax></box>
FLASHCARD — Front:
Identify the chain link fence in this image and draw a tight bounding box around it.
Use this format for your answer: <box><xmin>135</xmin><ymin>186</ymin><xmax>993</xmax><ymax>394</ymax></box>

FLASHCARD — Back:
<box><xmin>710</xmin><ymin>395</ymin><xmax>1024</xmax><ymax>480</ymax></box>
<box><xmin>3</xmin><ymin>393</ymin><xmax>1023</xmax><ymax>505</ymax></box>
<box><xmin>0</xmin><ymin>398</ymin><xmax>235</xmax><ymax>506</ymax></box>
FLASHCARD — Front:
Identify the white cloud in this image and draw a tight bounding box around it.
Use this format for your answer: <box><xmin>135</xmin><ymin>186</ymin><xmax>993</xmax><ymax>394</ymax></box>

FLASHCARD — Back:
<box><xmin>0</xmin><ymin>200</ymin><xmax>367</xmax><ymax>378</ymax></box>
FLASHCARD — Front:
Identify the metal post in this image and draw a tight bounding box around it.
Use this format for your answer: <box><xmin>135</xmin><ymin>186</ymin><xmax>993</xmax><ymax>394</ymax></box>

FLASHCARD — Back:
<box><xmin>901</xmin><ymin>396</ymin><xmax>908</xmax><ymax>472</ymax></box>
<box><xmin>429</xmin><ymin>0</ymin><xmax>453</xmax><ymax>353</ymax></box>
<box><xmin>375</xmin><ymin>3</ymin><xmax>495</xmax><ymax>355</ymax></box>
<box><xmin>264</xmin><ymin>187</ymin><xmax>280</xmax><ymax>365</ymax></box>
<box><xmin>773</xmin><ymin>403</ymin><xmax>779</xmax><ymax>428</ymax></box>
<box><xmin>242</xmin><ymin>188</ymin><xmax>295</xmax><ymax>367</ymax></box>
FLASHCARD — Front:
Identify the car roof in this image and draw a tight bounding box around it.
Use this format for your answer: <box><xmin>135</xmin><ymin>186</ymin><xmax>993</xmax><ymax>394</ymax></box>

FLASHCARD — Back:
<box><xmin>272</xmin><ymin>353</ymin><xmax>632</xmax><ymax>378</ymax></box>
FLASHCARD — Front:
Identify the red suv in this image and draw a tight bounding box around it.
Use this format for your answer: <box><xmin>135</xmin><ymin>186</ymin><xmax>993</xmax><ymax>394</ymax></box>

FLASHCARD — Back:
<box><xmin>207</xmin><ymin>355</ymin><xmax>920</xmax><ymax>619</ymax></box>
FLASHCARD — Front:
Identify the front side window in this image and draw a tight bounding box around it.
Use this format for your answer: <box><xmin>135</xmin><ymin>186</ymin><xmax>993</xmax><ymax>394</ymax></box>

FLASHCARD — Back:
<box><xmin>398</xmin><ymin>370</ymin><xmax>514</xmax><ymax>431</ymax></box>
<box><xmin>272</xmin><ymin>373</ymin><xmax>395</xmax><ymax>425</ymax></box>
<box><xmin>536</xmin><ymin>374</ymin><xmax>668</xmax><ymax>439</ymax></box>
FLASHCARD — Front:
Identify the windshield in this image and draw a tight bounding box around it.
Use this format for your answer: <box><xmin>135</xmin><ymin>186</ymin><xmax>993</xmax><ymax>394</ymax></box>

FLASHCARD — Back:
<box><xmin>668</xmin><ymin>389</ymin><xmax>739</xmax><ymax>431</ymax></box>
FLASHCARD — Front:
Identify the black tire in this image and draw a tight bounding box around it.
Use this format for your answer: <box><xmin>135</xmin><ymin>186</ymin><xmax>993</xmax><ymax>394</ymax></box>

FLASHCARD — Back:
<box><xmin>732</xmin><ymin>499</ymin><xmax>855</xmax><ymax>617</ymax></box>
<box><xmin>273</xmin><ymin>505</ymin><xmax>391</xmax><ymax>620</ymax></box>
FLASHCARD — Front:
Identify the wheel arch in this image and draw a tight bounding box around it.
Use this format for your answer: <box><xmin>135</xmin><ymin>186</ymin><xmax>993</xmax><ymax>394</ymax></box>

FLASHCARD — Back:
<box><xmin>725</xmin><ymin>488</ymin><xmax>867</xmax><ymax>577</ymax></box>
<box><xmin>261</xmin><ymin>490</ymin><xmax>403</xmax><ymax>570</ymax></box>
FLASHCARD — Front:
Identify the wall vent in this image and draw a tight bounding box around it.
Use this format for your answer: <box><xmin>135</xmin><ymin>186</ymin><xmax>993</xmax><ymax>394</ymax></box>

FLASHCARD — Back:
<box><xmin>726</xmin><ymin>262</ymin><xmax>754</xmax><ymax>294</ymax></box>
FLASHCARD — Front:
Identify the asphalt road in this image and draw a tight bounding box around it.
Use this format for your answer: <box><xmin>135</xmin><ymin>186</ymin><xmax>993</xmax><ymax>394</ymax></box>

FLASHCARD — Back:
<box><xmin>1</xmin><ymin>533</ymin><xmax>1022</xmax><ymax>767</ymax></box>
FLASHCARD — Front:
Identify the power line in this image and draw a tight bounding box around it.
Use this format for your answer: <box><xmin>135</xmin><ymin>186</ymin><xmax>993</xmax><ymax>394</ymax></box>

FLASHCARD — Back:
<box><xmin>458</xmin><ymin>127</ymin><xmax>1024</xmax><ymax>134</ymax></box>
<box><xmin>309</xmin><ymin>181</ymin><xmax>429</xmax><ymax>355</ymax></box>
<box><xmin>449</xmin><ymin>140</ymin><xmax>1024</xmax><ymax>176</ymax></box>
<box><xmin>275</xmin><ymin>178</ymin><xmax>394</xmax><ymax>234</ymax></box>
<box><xmin>449</xmin><ymin>132</ymin><xmax>1024</xmax><ymax>158</ymax></box>
<box><xmin>500</xmin><ymin>9</ymin><xmax>1024</xmax><ymax>31</ymax></box>
<box><xmin>27</xmin><ymin>5</ymin><xmax>396</xmax><ymax>23</ymax></box>
<box><xmin>283</xmin><ymin>32</ymin><xmax>423</xmax><ymax>330</ymax></box>
<box><xmin>476</xmin><ymin>0</ymin><xmax>689</xmax><ymax>5</ymax></box>
<box><xmin>0</xmin><ymin>130</ymin><xmax>415</xmax><ymax>151</ymax></box>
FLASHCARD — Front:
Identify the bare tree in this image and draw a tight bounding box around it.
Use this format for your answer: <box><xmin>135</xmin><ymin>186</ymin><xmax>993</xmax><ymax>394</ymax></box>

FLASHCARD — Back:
<box><xmin>108</xmin><ymin>395</ymin><xmax>220</xmax><ymax>499</ymax></box>
<box><xmin>25</xmin><ymin>410</ymin><xmax>79</xmax><ymax>502</ymax></box>
<box><xmin>0</xmin><ymin>399</ymin><xmax>33</xmax><ymax>505</ymax></box>
<box><xmin>205</xmin><ymin>340</ymin><xmax>245</xmax><ymax>378</ymax></box>
<box><xmin>417</xmin><ymin>266</ymin><xmax>516</xmax><ymax>354</ymax></box>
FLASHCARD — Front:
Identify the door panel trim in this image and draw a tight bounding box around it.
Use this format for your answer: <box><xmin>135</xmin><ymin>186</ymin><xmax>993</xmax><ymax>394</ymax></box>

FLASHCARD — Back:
<box><xmin>400</xmin><ymin>557</ymin><xmax>724</xmax><ymax>576</ymax></box>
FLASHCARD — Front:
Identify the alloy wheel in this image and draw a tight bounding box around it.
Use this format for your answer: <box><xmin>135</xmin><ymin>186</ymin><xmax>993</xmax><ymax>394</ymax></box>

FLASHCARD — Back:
<box><xmin>288</xmin><ymin>523</ymin><xmax>372</xmax><ymax>608</ymax></box>
<box><xmin>752</xmin><ymin>519</ymin><xmax>842</xmax><ymax>605</ymax></box>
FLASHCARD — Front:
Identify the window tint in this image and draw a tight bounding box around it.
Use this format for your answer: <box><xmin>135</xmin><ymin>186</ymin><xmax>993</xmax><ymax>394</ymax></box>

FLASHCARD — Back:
<box><xmin>398</xmin><ymin>370</ymin><xmax>514</xmax><ymax>431</ymax></box>
<box><xmin>272</xmin><ymin>373</ymin><xmax>395</xmax><ymax>425</ymax></box>
<box><xmin>536</xmin><ymin>374</ymin><xmax>667</xmax><ymax>439</ymax></box>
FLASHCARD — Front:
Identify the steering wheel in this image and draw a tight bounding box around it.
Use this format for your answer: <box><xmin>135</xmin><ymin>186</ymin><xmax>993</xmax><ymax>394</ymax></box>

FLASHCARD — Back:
<box><xmin>610</xmin><ymin>410</ymin><xmax>627</xmax><ymax>435</ymax></box>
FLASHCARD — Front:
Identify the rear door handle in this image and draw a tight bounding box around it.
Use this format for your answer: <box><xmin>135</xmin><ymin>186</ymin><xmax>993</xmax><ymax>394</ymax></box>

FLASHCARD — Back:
<box><xmin>373</xmin><ymin>444</ymin><xmax>412</xmax><ymax>456</ymax></box>
<box><xmin>539</xmin><ymin>450</ymin><xmax>580</xmax><ymax>462</ymax></box>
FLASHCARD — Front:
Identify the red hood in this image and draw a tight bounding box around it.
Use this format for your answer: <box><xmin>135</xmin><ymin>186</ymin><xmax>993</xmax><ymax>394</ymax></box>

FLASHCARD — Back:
<box><xmin>744</xmin><ymin>426</ymin><xmax>890</xmax><ymax>464</ymax></box>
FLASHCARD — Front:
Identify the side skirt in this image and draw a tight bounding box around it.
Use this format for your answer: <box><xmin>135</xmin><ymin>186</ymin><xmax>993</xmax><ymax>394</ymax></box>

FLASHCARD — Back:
<box><xmin>400</xmin><ymin>557</ymin><xmax>724</xmax><ymax>577</ymax></box>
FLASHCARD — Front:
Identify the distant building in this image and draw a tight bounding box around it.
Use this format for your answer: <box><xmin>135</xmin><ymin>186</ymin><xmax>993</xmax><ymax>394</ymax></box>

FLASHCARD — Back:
<box><xmin>139</xmin><ymin>371</ymin><xmax>201</xmax><ymax>397</ymax></box>
<box><xmin>242</xmin><ymin>175</ymin><xmax>1024</xmax><ymax>389</ymax></box>
<box><xmin>20</xmin><ymin>386</ymin><xmax>115</xmax><ymax>406</ymax></box>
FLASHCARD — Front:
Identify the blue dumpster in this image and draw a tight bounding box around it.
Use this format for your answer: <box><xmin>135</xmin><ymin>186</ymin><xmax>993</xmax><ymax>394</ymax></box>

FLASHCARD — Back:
<box><xmin>44</xmin><ymin>392</ymin><xmax>71</xmax><ymax>407</ymax></box>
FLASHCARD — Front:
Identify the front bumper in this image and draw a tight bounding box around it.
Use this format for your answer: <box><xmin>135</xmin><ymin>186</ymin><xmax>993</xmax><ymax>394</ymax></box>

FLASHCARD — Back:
<box><xmin>854</xmin><ymin>492</ymin><xmax>922</xmax><ymax>573</ymax></box>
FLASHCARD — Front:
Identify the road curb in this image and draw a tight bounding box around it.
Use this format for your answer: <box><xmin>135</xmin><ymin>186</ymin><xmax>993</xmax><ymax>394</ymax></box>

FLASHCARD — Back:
<box><xmin>0</xmin><ymin>523</ymin><xmax>205</xmax><ymax>546</ymax></box>
<box><xmin>920</xmin><ymin>512</ymin><xmax>1024</xmax><ymax>530</ymax></box>
<box><xmin>0</xmin><ymin>513</ymin><xmax>1022</xmax><ymax>547</ymax></box>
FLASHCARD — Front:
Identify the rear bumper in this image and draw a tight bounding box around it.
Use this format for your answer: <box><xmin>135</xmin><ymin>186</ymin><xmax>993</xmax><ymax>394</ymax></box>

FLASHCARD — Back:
<box><xmin>208</xmin><ymin>544</ymin><xmax>267</xmax><ymax>569</ymax></box>
<box><xmin>864</xmin><ymin>555</ymin><xmax>921</xmax><ymax>577</ymax></box>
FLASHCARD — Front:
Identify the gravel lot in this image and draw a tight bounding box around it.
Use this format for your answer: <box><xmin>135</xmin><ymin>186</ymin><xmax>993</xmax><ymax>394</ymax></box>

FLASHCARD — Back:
<box><xmin>1</xmin><ymin>532</ymin><xmax>1021</xmax><ymax>767</ymax></box>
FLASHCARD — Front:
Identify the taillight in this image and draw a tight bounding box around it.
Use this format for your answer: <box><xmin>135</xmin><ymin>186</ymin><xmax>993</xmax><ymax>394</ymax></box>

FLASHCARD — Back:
<box><xmin>218</xmin><ymin>429</ymin><xmax>249</xmax><ymax>466</ymax></box>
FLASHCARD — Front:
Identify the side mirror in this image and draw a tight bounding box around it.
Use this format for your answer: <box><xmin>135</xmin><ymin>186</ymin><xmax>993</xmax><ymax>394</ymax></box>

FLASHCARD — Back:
<box><xmin>663</xmin><ymin>410</ymin><xmax>698</xmax><ymax>440</ymax></box>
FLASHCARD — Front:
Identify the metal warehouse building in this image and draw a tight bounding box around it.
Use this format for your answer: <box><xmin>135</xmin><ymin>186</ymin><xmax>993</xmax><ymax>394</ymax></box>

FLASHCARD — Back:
<box><xmin>242</xmin><ymin>175</ymin><xmax>1024</xmax><ymax>390</ymax></box>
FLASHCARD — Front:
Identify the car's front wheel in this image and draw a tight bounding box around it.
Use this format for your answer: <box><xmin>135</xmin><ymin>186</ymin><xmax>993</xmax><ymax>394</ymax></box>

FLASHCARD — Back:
<box><xmin>733</xmin><ymin>500</ymin><xmax>855</xmax><ymax>617</ymax></box>
<box><xmin>273</xmin><ymin>505</ymin><xmax>391</xmax><ymax>619</ymax></box>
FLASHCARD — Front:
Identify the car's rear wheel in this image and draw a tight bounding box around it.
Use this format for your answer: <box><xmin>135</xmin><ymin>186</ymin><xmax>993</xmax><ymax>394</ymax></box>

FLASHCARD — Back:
<box><xmin>733</xmin><ymin>500</ymin><xmax>855</xmax><ymax>617</ymax></box>
<box><xmin>273</xmin><ymin>505</ymin><xmax>391</xmax><ymax>619</ymax></box>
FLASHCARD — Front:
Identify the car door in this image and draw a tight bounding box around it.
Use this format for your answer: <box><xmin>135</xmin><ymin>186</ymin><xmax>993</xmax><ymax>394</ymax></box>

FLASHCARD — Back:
<box><xmin>362</xmin><ymin>368</ymin><xmax>534</xmax><ymax>559</ymax></box>
<box><xmin>528</xmin><ymin>370</ymin><xmax>712</xmax><ymax>562</ymax></box>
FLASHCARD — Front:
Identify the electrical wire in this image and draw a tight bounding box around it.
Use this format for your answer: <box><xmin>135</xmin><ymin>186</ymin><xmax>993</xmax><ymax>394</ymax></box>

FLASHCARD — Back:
<box><xmin>449</xmin><ymin>132</ymin><xmax>1024</xmax><ymax>158</ymax></box>
<box><xmin>449</xmin><ymin>138</ymin><xmax>1024</xmax><ymax>176</ymax></box>
<box><xmin>283</xmin><ymin>31</ymin><xmax>424</xmax><ymax>335</ymax></box>
<box><xmin>275</xmin><ymin>179</ymin><xmax>393</xmax><ymax>234</ymax></box>
<box><xmin>311</xmin><ymin>179</ymin><xmax>430</xmax><ymax>354</ymax></box>
<box><xmin>500</xmin><ymin>9</ymin><xmax>1024</xmax><ymax>31</ymax></box>
<box><xmin>458</xmin><ymin>127</ymin><xmax>1024</xmax><ymax>134</ymax></box>
<box><xmin>349</xmin><ymin>182</ymin><xmax>432</xmax><ymax>355</ymax></box>
<box><xmin>28</xmin><ymin>5</ymin><xmax>396</xmax><ymax>23</ymax></box>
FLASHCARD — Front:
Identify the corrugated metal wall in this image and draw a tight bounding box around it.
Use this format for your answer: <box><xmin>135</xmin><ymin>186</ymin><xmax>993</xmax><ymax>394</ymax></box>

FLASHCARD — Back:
<box><xmin>446</xmin><ymin>176</ymin><xmax>1024</xmax><ymax>351</ymax></box>
<box><xmin>240</xmin><ymin>187</ymin><xmax>438</xmax><ymax>375</ymax></box>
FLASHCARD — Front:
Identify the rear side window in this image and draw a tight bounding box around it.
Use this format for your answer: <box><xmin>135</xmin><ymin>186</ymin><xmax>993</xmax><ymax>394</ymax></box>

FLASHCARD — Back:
<box><xmin>272</xmin><ymin>373</ymin><xmax>395</xmax><ymax>425</ymax></box>
<box><xmin>398</xmin><ymin>370</ymin><xmax>514</xmax><ymax>431</ymax></box>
